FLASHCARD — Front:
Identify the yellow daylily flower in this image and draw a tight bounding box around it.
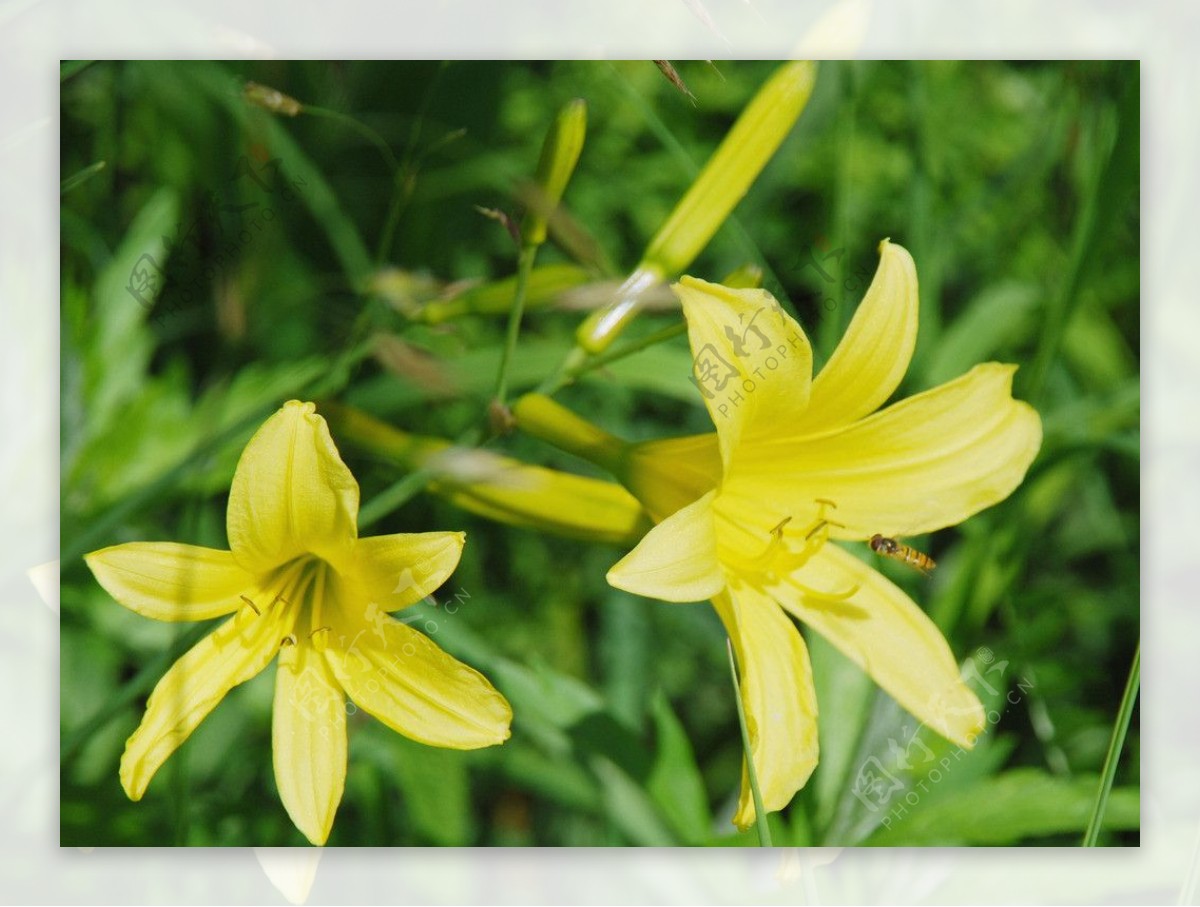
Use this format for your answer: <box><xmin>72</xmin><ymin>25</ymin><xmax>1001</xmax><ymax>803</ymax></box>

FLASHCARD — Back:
<box><xmin>606</xmin><ymin>240</ymin><xmax>1042</xmax><ymax>828</ymax></box>
<box><xmin>84</xmin><ymin>401</ymin><xmax>512</xmax><ymax>845</ymax></box>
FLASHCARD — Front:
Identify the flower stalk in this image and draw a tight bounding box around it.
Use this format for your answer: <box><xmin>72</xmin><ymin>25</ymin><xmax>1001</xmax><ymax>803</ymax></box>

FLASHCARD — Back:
<box><xmin>494</xmin><ymin>99</ymin><xmax>588</xmax><ymax>407</ymax></box>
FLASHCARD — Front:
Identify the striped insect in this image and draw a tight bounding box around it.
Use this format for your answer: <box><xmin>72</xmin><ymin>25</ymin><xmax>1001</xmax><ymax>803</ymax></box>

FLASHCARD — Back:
<box><xmin>868</xmin><ymin>534</ymin><xmax>936</xmax><ymax>575</ymax></box>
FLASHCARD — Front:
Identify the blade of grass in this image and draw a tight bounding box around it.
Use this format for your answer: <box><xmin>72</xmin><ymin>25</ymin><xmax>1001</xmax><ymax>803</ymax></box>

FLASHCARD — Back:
<box><xmin>1023</xmin><ymin>69</ymin><xmax>1138</xmax><ymax>404</ymax></box>
<box><xmin>194</xmin><ymin>63</ymin><xmax>375</xmax><ymax>290</ymax></box>
<box><xmin>375</xmin><ymin>62</ymin><xmax>450</xmax><ymax>267</ymax></box>
<box><xmin>727</xmin><ymin>638</ymin><xmax>773</xmax><ymax>846</ymax></box>
<box><xmin>1082</xmin><ymin>641</ymin><xmax>1139</xmax><ymax>846</ymax></box>
<box><xmin>61</xmin><ymin>160</ymin><xmax>107</xmax><ymax>194</ymax></box>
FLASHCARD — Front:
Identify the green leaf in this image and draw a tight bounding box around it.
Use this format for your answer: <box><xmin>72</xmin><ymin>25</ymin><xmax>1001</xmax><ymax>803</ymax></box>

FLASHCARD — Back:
<box><xmin>821</xmin><ymin>646</ymin><xmax>1020</xmax><ymax>845</ymax></box>
<box><xmin>646</xmin><ymin>690</ymin><xmax>712</xmax><ymax>844</ymax></box>
<box><xmin>808</xmin><ymin>631</ymin><xmax>874</xmax><ymax>835</ymax></box>
<box><xmin>598</xmin><ymin>591</ymin><xmax>651</xmax><ymax>728</ymax></box>
<box><xmin>589</xmin><ymin>755</ymin><xmax>677</xmax><ymax>846</ymax></box>
<box><xmin>499</xmin><ymin>743</ymin><xmax>600</xmax><ymax>813</ymax></box>
<box><xmin>82</xmin><ymin>186</ymin><xmax>179</xmax><ymax>449</ymax></box>
<box><xmin>419</xmin><ymin>606</ymin><xmax>602</xmax><ymax>756</ymax></box>
<box><xmin>1061</xmin><ymin>305</ymin><xmax>1138</xmax><ymax>392</ymax></box>
<box><xmin>385</xmin><ymin>734</ymin><xmax>473</xmax><ymax>846</ymax></box>
<box><xmin>864</xmin><ymin>769</ymin><xmax>1139</xmax><ymax>845</ymax></box>
<box><xmin>922</xmin><ymin>280</ymin><xmax>1038</xmax><ymax>388</ymax></box>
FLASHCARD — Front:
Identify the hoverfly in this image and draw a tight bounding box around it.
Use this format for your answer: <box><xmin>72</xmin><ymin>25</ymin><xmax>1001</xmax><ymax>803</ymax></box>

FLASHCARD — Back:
<box><xmin>868</xmin><ymin>534</ymin><xmax>936</xmax><ymax>575</ymax></box>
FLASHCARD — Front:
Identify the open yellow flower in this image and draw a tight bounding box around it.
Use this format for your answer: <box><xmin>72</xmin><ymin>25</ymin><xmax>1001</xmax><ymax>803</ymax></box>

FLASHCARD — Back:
<box><xmin>85</xmin><ymin>401</ymin><xmax>512</xmax><ymax>845</ymax></box>
<box><xmin>607</xmin><ymin>240</ymin><xmax>1042</xmax><ymax>828</ymax></box>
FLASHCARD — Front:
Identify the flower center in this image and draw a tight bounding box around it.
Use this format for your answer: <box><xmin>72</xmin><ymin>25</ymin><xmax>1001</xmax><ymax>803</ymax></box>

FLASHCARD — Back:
<box><xmin>731</xmin><ymin>498</ymin><xmax>860</xmax><ymax>601</ymax></box>
<box><xmin>239</xmin><ymin>555</ymin><xmax>338</xmax><ymax>650</ymax></box>
<box><xmin>745</xmin><ymin>498</ymin><xmax>838</xmax><ymax>578</ymax></box>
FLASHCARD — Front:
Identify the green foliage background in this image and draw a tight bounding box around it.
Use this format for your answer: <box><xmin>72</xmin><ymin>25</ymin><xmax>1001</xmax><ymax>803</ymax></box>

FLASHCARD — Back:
<box><xmin>60</xmin><ymin>60</ymin><xmax>1139</xmax><ymax>846</ymax></box>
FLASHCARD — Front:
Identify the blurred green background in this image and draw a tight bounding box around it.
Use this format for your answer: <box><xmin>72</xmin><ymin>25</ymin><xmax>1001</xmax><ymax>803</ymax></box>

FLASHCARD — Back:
<box><xmin>60</xmin><ymin>60</ymin><xmax>1139</xmax><ymax>846</ymax></box>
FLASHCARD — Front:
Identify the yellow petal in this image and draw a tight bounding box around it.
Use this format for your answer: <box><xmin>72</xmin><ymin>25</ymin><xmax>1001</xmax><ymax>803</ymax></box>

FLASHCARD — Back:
<box><xmin>606</xmin><ymin>490</ymin><xmax>725</xmax><ymax>602</ymax></box>
<box><xmin>273</xmin><ymin>640</ymin><xmax>347</xmax><ymax>846</ymax></box>
<box><xmin>85</xmin><ymin>542</ymin><xmax>252</xmax><ymax>621</ymax></box>
<box><xmin>798</xmin><ymin>239</ymin><xmax>919</xmax><ymax>434</ymax></box>
<box><xmin>352</xmin><ymin>531</ymin><xmax>465</xmax><ymax>611</ymax></box>
<box><xmin>625</xmin><ymin>433</ymin><xmax>722</xmax><ymax>523</ymax></box>
<box><xmin>727</xmin><ymin>363</ymin><xmax>1043</xmax><ymax>538</ymax></box>
<box><xmin>714</xmin><ymin>584</ymin><xmax>818</xmax><ymax>830</ymax></box>
<box><xmin>120</xmin><ymin>600</ymin><xmax>292</xmax><ymax>800</ymax></box>
<box><xmin>777</xmin><ymin>543</ymin><xmax>984</xmax><ymax>748</ymax></box>
<box><xmin>324</xmin><ymin>611</ymin><xmax>511</xmax><ymax>749</ymax></box>
<box><xmin>227</xmin><ymin>401</ymin><xmax>359</xmax><ymax>573</ymax></box>
<box><xmin>674</xmin><ymin>277</ymin><xmax>813</xmax><ymax>466</ymax></box>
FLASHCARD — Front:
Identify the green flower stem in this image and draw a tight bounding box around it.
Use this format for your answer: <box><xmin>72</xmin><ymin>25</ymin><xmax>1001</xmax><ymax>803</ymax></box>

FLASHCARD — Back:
<box><xmin>418</xmin><ymin>264</ymin><xmax>591</xmax><ymax>324</ymax></box>
<box><xmin>303</xmin><ymin>105</ymin><xmax>400</xmax><ymax>173</ymax></box>
<box><xmin>727</xmin><ymin>639</ymin><xmax>773</xmax><ymax>847</ymax></box>
<box><xmin>537</xmin><ymin>320</ymin><xmax>689</xmax><ymax>396</ymax></box>
<box><xmin>494</xmin><ymin>97</ymin><xmax>586</xmax><ymax>403</ymax></box>
<box><xmin>356</xmin><ymin>424</ymin><xmax>484</xmax><ymax>530</ymax></box>
<box><xmin>300</xmin><ymin>105</ymin><xmax>408</xmax><ymax>268</ymax></box>
<box><xmin>357</xmin><ymin>466</ymin><xmax>438</xmax><ymax>530</ymax></box>
<box><xmin>493</xmin><ymin>243</ymin><xmax>539</xmax><ymax>406</ymax></box>
<box><xmin>1082</xmin><ymin>641</ymin><xmax>1139</xmax><ymax>846</ymax></box>
<box><xmin>570</xmin><ymin>321</ymin><xmax>689</xmax><ymax>381</ymax></box>
<box><xmin>536</xmin><ymin>262</ymin><xmax>754</xmax><ymax>396</ymax></box>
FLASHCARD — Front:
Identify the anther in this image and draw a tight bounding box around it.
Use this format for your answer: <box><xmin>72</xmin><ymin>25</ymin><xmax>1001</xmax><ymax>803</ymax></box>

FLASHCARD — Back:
<box><xmin>769</xmin><ymin>516</ymin><xmax>793</xmax><ymax>538</ymax></box>
<box><xmin>805</xmin><ymin>517</ymin><xmax>846</xmax><ymax>541</ymax></box>
<box><xmin>309</xmin><ymin>626</ymin><xmax>331</xmax><ymax>640</ymax></box>
<box><xmin>280</xmin><ymin>635</ymin><xmax>297</xmax><ymax>648</ymax></box>
<box><xmin>239</xmin><ymin>595</ymin><xmax>261</xmax><ymax>616</ymax></box>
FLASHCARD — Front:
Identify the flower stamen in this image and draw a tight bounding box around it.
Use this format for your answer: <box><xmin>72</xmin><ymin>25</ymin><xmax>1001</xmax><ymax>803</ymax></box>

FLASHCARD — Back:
<box><xmin>745</xmin><ymin>499</ymin><xmax>849</xmax><ymax>584</ymax></box>
<box><xmin>239</xmin><ymin>594</ymin><xmax>261</xmax><ymax>616</ymax></box>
